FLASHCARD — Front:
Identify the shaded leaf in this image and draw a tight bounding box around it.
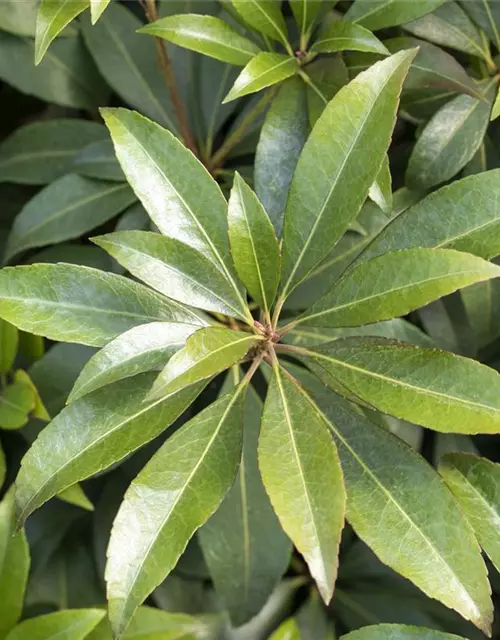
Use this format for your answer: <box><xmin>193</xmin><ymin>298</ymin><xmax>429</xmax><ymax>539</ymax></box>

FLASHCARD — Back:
<box><xmin>491</xmin><ymin>86</ymin><xmax>500</xmax><ymax>120</ymax></box>
<box><xmin>304</xmin><ymin>55</ymin><xmax>349</xmax><ymax>127</ymax></box>
<box><xmin>224</xmin><ymin>53</ymin><xmax>298</xmax><ymax>102</ymax></box>
<box><xmin>0</xmin><ymin>377</ymin><xmax>35</xmax><ymax>430</ymax></box>
<box><xmin>290</xmin><ymin>0</ymin><xmax>323</xmax><ymax>36</ymax></box>
<box><xmin>57</xmin><ymin>483</ymin><xmax>94</xmax><ymax>512</ymax></box>
<box><xmin>0</xmin><ymin>0</ymin><xmax>38</xmax><ymax>37</ymax></box>
<box><xmin>35</xmin><ymin>0</ymin><xmax>89</xmax><ymax>64</ymax></box>
<box><xmin>346</xmin><ymin>0</ymin><xmax>447</xmax><ymax>30</ymax></box>
<box><xmin>0</xmin><ymin>319</ymin><xmax>18</xmax><ymax>375</ymax></box>
<box><xmin>73</xmin><ymin>139</ymin><xmax>125</xmax><ymax>182</ymax></box>
<box><xmin>460</xmin><ymin>0</ymin><xmax>500</xmax><ymax>51</ymax></box>
<box><xmin>341</xmin><ymin>623</ymin><xmax>474</xmax><ymax>639</ymax></box>
<box><xmin>311</xmin><ymin>20</ymin><xmax>389</xmax><ymax>55</ymax></box>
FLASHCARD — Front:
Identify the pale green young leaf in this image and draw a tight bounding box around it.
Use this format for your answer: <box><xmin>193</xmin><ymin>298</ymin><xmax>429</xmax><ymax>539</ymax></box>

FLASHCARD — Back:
<box><xmin>491</xmin><ymin>86</ymin><xmax>500</xmax><ymax>120</ymax></box>
<box><xmin>90</xmin><ymin>0</ymin><xmax>110</xmax><ymax>23</ymax></box>
<box><xmin>138</xmin><ymin>14</ymin><xmax>261</xmax><ymax>66</ymax></box>
<box><xmin>57</xmin><ymin>483</ymin><xmax>94</xmax><ymax>512</ymax></box>
<box><xmin>228</xmin><ymin>173</ymin><xmax>281</xmax><ymax>314</ymax></box>
<box><xmin>280</xmin><ymin>49</ymin><xmax>416</xmax><ymax>299</ymax></box>
<box><xmin>93</xmin><ymin>231</ymin><xmax>248</xmax><ymax>320</ymax></box>
<box><xmin>311</xmin><ymin>20</ymin><xmax>389</xmax><ymax>55</ymax></box>
<box><xmin>341</xmin><ymin>624</ymin><xmax>474</xmax><ymax>639</ymax></box>
<box><xmin>224</xmin><ymin>53</ymin><xmax>298</xmax><ymax>103</ymax></box>
<box><xmin>368</xmin><ymin>154</ymin><xmax>392</xmax><ymax>213</ymax></box>
<box><xmin>5</xmin><ymin>610</ymin><xmax>105</xmax><ymax>640</ymax></box>
<box><xmin>106</xmin><ymin>389</ymin><xmax>245</xmax><ymax>638</ymax></box>
<box><xmin>73</xmin><ymin>139</ymin><xmax>125</xmax><ymax>182</ymax></box>
<box><xmin>297</xmin><ymin>248</ymin><xmax>500</xmax><ymax>329</ymax></box>
<box><xmin>69</xmin><ymin>322</ymin><xmax>198</xmax><ymax>403</ymax></box>
<box><xmin>305</xmin><ymin>337</ymin><xmax>500</xmax><ymax>434</ymax></box>
<box><xmin>148</xmin><ymin>328</ymin><xmax>262</xmax><ymax>400</ymax></box>
<box><xmin>0</xmin><ymin>319</ymin><xmax>18</xmax><ymax>375</ymax></box>
<box><xmin>0</xmin><ymin>264</ymin><xmax>204</xmax><ymax>347</ymax></box>
<box><xmin>15</xmin><ymin>374</ymin><xmax>205</xmax><ymax>526</ymax></box>
<box><xmin>231</xmin><ymin>0</ymin><xmax>288</xmax><ymax>45</ymax></box>
<box><xmin>346</xmin><ymin>0</ymin><xmax>446</xmax><ymax>30</ymax></box>
<box><xmin>259</xmin><ymin>364</ymin><xmax>345</xmax><ymax>603</ymax></box>
<box><xmin>270</xmin><ymin>619</ymin><xmax>301</xmax><ymax>640</ymax></box>
<box><xmin>290</xmin><ymin>0</ymin><xmax>323</xmax><ymax>35</ymax></box>
<box><xmin>311</xmin><ymin>391</ymin><xmax>493</xmax><ymax>636</ymax></box>
<box><xmin>35</xmin><ymin>0</ymin><xmax>90</xmax><ymax>64</ymax></box>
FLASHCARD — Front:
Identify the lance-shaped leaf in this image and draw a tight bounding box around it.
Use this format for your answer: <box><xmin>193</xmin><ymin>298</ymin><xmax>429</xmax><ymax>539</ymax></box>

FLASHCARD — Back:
<box><xmin>90</xmin><ymin>0</ymin><xmax>110</xmax><ymax>23</ymax></box>
<box><xmin>346</xmin><ymin>0</ymin><xmax>446</xmax><ymax>30</ymax></box>
<box><xmin>0</xmin><ymin>377</ymin><xmax>35</xmax><ymax>430</ymax></box>
<box><xmin>460</xmin><ymin>0</ymin><xmax>500</xmax><ymax>51</ymax></box>
<box><xmin>148</xmin><ymin>328</ymin><xmax>262</xmax><ymax>400</ymax></box>
<box><xmin>270</xmin><ymin>619</ymin><xmax>301</xmax><ymax>639</ymax></box>
<box><xmin>228</xmin><ymin>173</ymin><xmax>281</xmax><ymax>314</ymax></box>
<box><xmin>297</xmin><ymin>248</ymin><xmax>500</xmax><ymax>329</ymax></box>
<box><xmin>304</xmin><ymin>56</ymin><xmax>349</xmax><ymax>127</ymax></box>
<box><xmin>492</xmin><ymin>87</ymin><xmax>500</xmax><ymax>120</ymax></box>
<box><xmin>106</xmin><ymin>389</ymin><xmax>245</xmax><ymax>638</ymax></box>
<box><xmin>0</xmin><ymin>264</ymin><xmax>204</xmax><ymax>347</ymax></box>
<box><xmin>357</xmin><ymin>170</ymin><xmax>500</xmax><ymax>265</ymax></box>
<box><xmin>102</xmin><ymin>108</ymin><xmax>250</xmax><ymax>322</ymax></box>
<box><xmin>15</xmin><ymin>373</ymin><xmax>204</xmax><ymax>527</ymax></box>
<box><xmin>73</xmin><ymin>139</ymin><xmax>125</xmax><ymax>182</ymax></box>
<box><xmin>224</xmin><ymin>53</ymin><xmax>298</xmax><ymax>103</ymax></box>
<box><xmin>439</xmin><ymin>453</ymin><xmax>500</xmax><ymax>574</ymax></box>
<box><xmin>199</xmin><ymin>380</ymin><xmax>291</xmax><ymax>626</ymax></box>
<box><xmin>68</xmin><ymin>322</ymin><xmax>198</xmax><ymax>403</ymax></box>
<box><xmin>342</xmin><ymin>624</ymin><xmax>478</xmax><ymax>639</ymax></box>
<box><xmin>138</xmin><ymin>14</ymin><xmax>261</xmax><ymax>66</ymax></box>
<box><xmin>0</xmin><ymin>319</ymin><xmax>17</xmax><ymax>375</ymax></box>
<box><xmin>290</xmin><ymin>0</ymin><xmax>323</xmax><ymax>35</ymax></box>
<box><xmin>369</xmin><ymin>154</ymin><xmax>392</xmax><ymax>214</ymax></box>
<box><xmin>93</xmin><ymin>231</ymin><xmax>247</xmax><ymax>320</ymax></box>
<box><xmin>255</xmin><ymin>77</ymin><xmax>309</xmax><ymax>237</ymax></box>
<box><xmin>35</xmin><ymin>0</ymin><xmax>90</xmax><ymax>64</ymax></box>
<box><xmin>5</xmin><ymin>610</ymin><xmax>105</xmax><ymax>640</ymax></box>
<box><xmin>311</xmin><ymin>390</ymin><xmax>493</xmax><ymax>635</ymax></box>
<box><xmin>231</xmin><ymin>0</ymin><xmax>288</xmax><ymax>45</ymax></box>
<box><xmin>311</xmin><ymin>20</ymin><xmax>389</xmax><ymax>55</ymax></box>
<box><xmin>258</xmin><ymin>363</ymin><xmax>345</xmax><ymax>603</ymax></box>
<box><xmin>305</xmin><ymin>336</ymin><xmax>500</xmax><ymax>434</ymax></box>
<box><xmin>279</xmin><ymin>49</ymin><xmax>416</xmax><ymax>299</ymax></box>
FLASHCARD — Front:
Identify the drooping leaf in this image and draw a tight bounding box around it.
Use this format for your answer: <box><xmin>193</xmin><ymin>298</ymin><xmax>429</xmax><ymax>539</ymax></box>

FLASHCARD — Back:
<box><xmin>106</xmin><ymin>389</ymin><xmax>245</xmax><ymax>638</ymax></box>
<box><xmin>305</xmin><ymin>336</ymin><xmax>500</xmax><ymax>434</ymax></box>
<box><xmin>90</xmin><ymin>0</ymin><xmax>110</xmax><ymax>23</ymax></box>
<box><xmin>259</xmin><ymin>363</ymin><xmax>345</xmax><ymax>603</ymax></box>
<box><xmin>35</xmin><ymin>0</ymin><xmax>90</xmax><ymax>64</ymax></box>
<box><xmin>224</xmin><ymin>53</ymin><xmax>298</xmax><ymax>103</ymax></box>
<box><xmin>0</xmin><ymin>264</ymin><xmax>204</xmax><ymax>347</ymax></box>
<box><xmin>5</xmin><ymin>610</ymin><xmax>105</xmax><ymax>640</ymax></box>
<box><xmin>346</xmin><ymin>0</ymin><xmax>447</xmax><ymax>30</ymax></box>
<box><xmin>290</xmin><ymin>0</ymin><xmax>323</xmax><ymax>36</ymax></box>
<box><xmin>368</xmin><ymin>154</ymin><xmax>392</xmax><ymax>213</ymax></box>
<box><xmin>311</xmin><ymin>20</ymin><xmax>389</xmax><ymax>55</ymax></box>
<box><xmin>279</xmin><ymin>49</ymin><xmax>416</xmax><ymax>299</ymax></box>
<box><xmin>15</xmin><ymin>374</ymin><xmax>205</xmax><ymax>527</ymax></box>
<box><xmin>341</xmin><ymin>624</ymin><xmax>473</xmax><ymax>639</ymax></box>
<box><xmin>0</xmin><ymin>319</ymin><xmax>18</xmax><ymax>375</ymax></box>
<box><xmin>73</xmin><ymin>139</ymin><xmax>125</xmax><ymax>182</ymax></box>
<box><xmin>138</xmin><ymin>14</ymin><xmax>261</xmax><ymax>66</ymax></box>
<box><xmin>148</xmin><ymin>328</ymin><xmax>262</xmax><ymax>399</ymax></box>
<box><xmin>231</xmin><ymin>0</ymin><xmax>288</xmax><ymax>45</ymax></box>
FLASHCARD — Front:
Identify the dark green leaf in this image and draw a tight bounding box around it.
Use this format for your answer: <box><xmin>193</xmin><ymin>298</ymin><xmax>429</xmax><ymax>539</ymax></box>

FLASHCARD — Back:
<box><xmin>0</xmin><ymin>319</ymin><xmax>18</xmax><ymax>375</ymax></box>
<box><xmin>224</xmin><ymin>53</ymin><xmax>298</xmax><ymax>102</ymax></box>
<box><xmin>5</xmin><ymin>610</ymin><xmax>105</xmax><ymax>640</ymax></box>
<box><xmin>231</xmin><ymin>0</ymin><xmax>289</xmax><ymax>45</ymax></box>
<box><xmin>303</xmin><ymin>55</ymin><xmax>349</xmax><ymax>127</ymax></box>
<box><xmin>460</xmin><ymin>0</ymin><xmax>500</xmax><ymax>51</ymax></box>
<box><xmin>346</xmin><ymin>0</ymin><xmax>447</xmax><ymax>30</ymax></box>
<box><xmin>35</xmin><ymin>0</ymin><xmax>90</xmax><ymax>64</ymax></box>
<box><xmin>311</xmin><ymin>20</ymin><xmax>389</xmax><ymax>55</ymax></box>
<box><xmin>73</xmin><ymin>139</ymin><xmax>125</xmax><ymax>182</ymax></box>
<box><xmin>0</xmin><ymin>0</ymin><xmax>38</xmax><ymax>37</ymax></box>
<box><xmin>290</xmin><ymin>0</ymin><xmax>323</xmax><ymax>36</ymax></box>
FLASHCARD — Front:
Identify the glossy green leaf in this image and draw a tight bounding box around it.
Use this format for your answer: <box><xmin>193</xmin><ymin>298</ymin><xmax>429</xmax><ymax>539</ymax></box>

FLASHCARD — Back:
<box><xmin>290</xmin><ymin>0</ymin><xmax>323</xmax><ymax>36</ymax></box>
<box><xmin>5</xmin><ymin>610</ymin><xmax>105</xmax><ymax>640</ymax></box>
<box><xmin>0</xmin><ymin>264</ymin><xmax>204</xmax><ymax>347</ymax></box>
<box><xmin>0</xmin><ymin>377</ymin><xmax>35</xmax><ymax>430</ymax></box>
<box><xmin>460</xmin><ymin>0</ymin><xmax>500</xmax><ymax>50</ymax></box>
<box><xmin>224</xmin><ymin>53</ymin><xmax>298</xmax><ymax>103</ymax></box>
<box><xmin>199</xmin><ymin>380</ymin><xmax>291</xmax><ymax>626</ymax></box>
<box><xmin>81</xmin><ymin>4</ymin><xmax>177</xmax><ymax>130</ymax></box>
<box><xmin>93</xmin><ymin>231</ymin><xmax>248</xmax><ymax>320</ymax></box>
<box><xmin>259</xmin><ymin>363</ymin><xmax>345</xmax><ymax>603</ymax></box>
<box><xmin>255</xmin><ymin>77</ymin><xmax>309</xmax><ymax>237</ymax></box>
<box><xmin>311</xmin><ymin>20</ymin><xmax>389</xmax><ymax>55</ymax></box>
<box><xmin>228</xmin><ymin>173</ymin><xmax>281</xmax><ymax>313</ymax></box>
<box><xmin>305</xmin><ymin>336</ymin><xmax>500</xmax><ymax>434</ymax></box>
<box><xmin>0</xmin><ymin>490</ymin><xmax>30</xmax><ymax>640</ymax></box>
<box><xmin>102</xmin><ymin>108</ymin><xmax>250</xmax><ymax>322</ymax></box>
<box><xmin>280</xmin><ymin>50</ymin><xmax>416</xmax><ymax>299</ymax></box>
<box><xmin>69</xmin><ymin>322</ymin><xmax>198</xmax><ymax>403</ymax></box>
<box><xmin>406</xmin><ymin>86</ymin><xmax>494</xmax><ymax>190</ymax></box>
<box><xmin>341</xmin><ymin>624</ymin><xmax>474</xmax><ymax>639</ymax></box>
<box><xmin>139</xmin><ymin>14</ymin><xmax>261</xmax><ymax>66</ymax></box>
<box><xmin>15</xmin><ymin>373</ymin><xmax>204</xmax><ymax>526</ymax></box>
<box><xmin>270</xmin><ymin>619</ymin><xmax>301</xmax><ymax>640</ymax></box>
<box><xmin>231</xmin><ymin>0</ymin><xmax>288</xmax><ymax>45</ymax></box>
<box><xmin>5</xmin><ymin>176</ymin><xmax>135</xmax><ymax>262</ymax></box>
<box><xmin>297</xmin><ymin>248</ymin><xmax>500</xmax><ymax>328</ymax></box>
<box><xmin>439</xmin><ymin>453</ymin><xmax>500</xmax><ymax>574</ymax></box>
<box><xmin>90</xmin><ymin>0</ymin><xmax>110</xmax><ymax>23</ymax></box>
<box><xmin>0</xmin><ymin>319</ymin><xmax>18</xmax><ymax>375</ymax></box>
<box><xmin>35</xmin><ymin>0</ymin><xmax>90</xmax><ymax>64</ymax></box>
<box><xmin>310</xmin><ymin>390</ymin><xmax>493</xmax><ymax>635</ymax></box>
<box><xmin>0</xmin><ymin>0</ymin><xmax>38</xmax><ymax>37</ymax></box>
<box><xmin>148</xmin><ymin>328</ymin><xmax>261</xmax><ymax>399</ymax></box>
<box><xmin>346</xmin><ymin>0</ymin><xmax>447</xmax><ymax>30</ymax></box>
<box><xmin>491</xmin><ymin>86</ymin><xmax>500</xmax><ymax>120</ymax></box>
<box><xmin>73</xmin><ymin>139</ymin><xmax>125</xmax><ymax>182</ymax></box>
<box><xmin>368</xmin><ymin>154</ymin><xmax>392</xmax><ymax>214</ymax></box>
<box><xmin>0</xmin><ymin>119</ymin><xmax>106</xmax><ymax>185</ymax></box>
<box><xmin>106</xmin><ymin>389</ymin><xmax>245</xmax><ymax>638</ymax></box>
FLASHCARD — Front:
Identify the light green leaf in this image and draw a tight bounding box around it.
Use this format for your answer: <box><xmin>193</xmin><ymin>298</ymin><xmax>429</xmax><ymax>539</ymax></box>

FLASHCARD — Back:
<box><xmin>228</xmin><ymin>173</ymin><xmax>281</xmax><ymax>314</ymax></box>
<box><xmin>35</xmin><ymin>0</ymin><xmax>90</xmax><ymax>64</ymax></box>
<box><xmin>199</xmin><ymin>380</ymin><xmax>291</xmax><ymax>626</ymax></box>
<box><xmin>14</xmin><ymin>370</ymin><xmax>49</xmax><ymax>421</ymax></box>
<box><xmin>0</xmin><ymin>443</ymin><xmax>5</xmax><ymax>492</ymax></box>
<box><xmin>0</xmin><ymin>0</ymin><xmax>38</xmax><ymax>37</ymax></box>
<box><xmin>297</xmin><ymin>248</ymin><xmax>500</xmax><ymax>328</ymax></box>
<box><xmin>224</xmin><ymin>53</ymin><xmax>298</xmax><ymax>103</ymax></box>
<box><xmin>73</xmin><ymin>139</ymin><xmax>125</xmax><ymax>182</ymax></box>
<box><xmin>5</xmin><ymin>176</ymin><xmax>135</xmax><ymax>262</ymax></box>
<box><xmin>491</xmin><ymin>86</ymin><xmax>500</xmax><ymax>120</ymax></box>
<box><xmin>0</xmin><ymin>490</ymin><xmax>30</xmax><ymax>640</ymax></box>
<box><xmin>90</xmin><ymin>0</ymin><xmax>110</xmax><ymax>23</ymax></box>
<box><xmin>346</xmin><ymin>0</ymin><xmax>447</xmax><ymax>30</ymax></box>
<box><xmin>270</xmin><ymin>619</ymin><xmax>301</xmax><ymax>640</ymax></box>
<box><xmin>15</xmin><ymin>373</ymin><xmax>205</xmax><ymax>526</ymax></box>
<box><xmin>0</xmin><ymin>319</ymin><xmax>18</xmax><ymax>375</ymax></box>
<box><xmin>0</xmin><ymin>378</ymin><xmax>35</xmax><ymax>430</ymax></box>
<box><xmin>138</xmin><ymin>14</ymin><xmax>261</xmax><ymax>66</ymax></box>
<box><xmin>290</xmin><ymin>0</ymin><xmax>323</xmax><ymax>36</ymax></box>
<box><xmin>460</xmin><ymin>0</ymin><xmax>500</xmax><ymax>51</ymax></box>
<box><xmin>311</xmin><ymin>20</ymin><xmax>389</xmax><ymax>55</ymax></box>
<box><xmin>305</xmin><ymin>336</ymin><xmax>500</xmax><ymax>434</ymax></box>
<box><xmin>5</xmin><ymin>610</ymin><xmax>105</xmax><ymax>640</ymax></box>
<box><xmin>280</xmin><ymin>49</ymin><xmax>416</xmax><ymax>299</ymax></box>
<box><xmin>310</xmin><ymin>391</ymin><xmax>493</xmax><ymax>636</ymax></box>
<box><xmin>0</xmin><ymin>119</ymin><xmax>106</xmax><ymax>185</ymax></box>
<box><xmin>102</xmin><ymin>108</ymin><xmax>250</xmax><ymax>323</ymax></box>
<box><xmin>57</xmin><ymin>483</ymin><xmax>94</xmax><ymax>512</ymax></box>
<box><xmin>148</xmin><ymin>328</ymin><xmax>262</xmax><ymax>399</ymax></box>
<box><xmin>93</xmin><ymin>231</ymin><xmax>248</xmax><ymax>320</ymax></box>
<box><xmin>341</xmin><ymin>624</ymin><xmax>473</xmax><ymax>639</ymax></box>
<box><xmin>368</xmin><ymin>154</ymin><xmax>392</xmax><ymax>214</ymax></box>
<box><xmin>0</xmin><ymin>264</ymin><xmax>204</xmax><ymax>347</ymax></box>
<box><xmin>231</xmin><ymin>0</ymin><xmax>288</xmax><ymax>45</ymax></box>
<box><xmin>439</xmin><ymin>453</ymin><xmax>500</xmax><ymax>575</ymax></box>
<box><xmin>69</xmin><ymin>322</ymin><xmax>198</xmax><ymax>403</ymax></box>
<box><xmin>106</xmin><ymin>389</ymin><xmax>245</xmax><ymax>638</ymax></box>
<box><xmin>259</xmin><ymin>363</ymin><xmax>345</xmax><ymax>603</ymax></box>
<box><xmin>255</xmin><ymin>77</ymin><xmax>309</xmax><ymax>237</ymax></box>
